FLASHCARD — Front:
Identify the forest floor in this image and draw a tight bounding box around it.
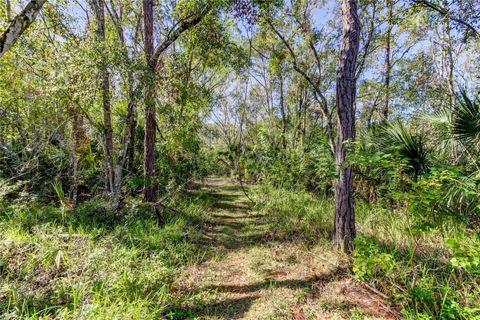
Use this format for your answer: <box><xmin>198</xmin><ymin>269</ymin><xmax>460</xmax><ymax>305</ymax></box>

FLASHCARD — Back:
<box><xmin>170</xmin><ymin>178</ymin><xmax>401</xmax><ymax>320</ymax></box>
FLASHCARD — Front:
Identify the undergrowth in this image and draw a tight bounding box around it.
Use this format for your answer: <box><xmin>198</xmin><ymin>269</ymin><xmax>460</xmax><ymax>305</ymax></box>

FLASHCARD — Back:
<box><xmin>0</xmin><ymin>192</ymin><xmax>211</xmax><ymax>319</ymax></box>
<box><xmin>254</xmin><ymin>185</ymin><xmax>480</xmax><ymax>319</ymax></box>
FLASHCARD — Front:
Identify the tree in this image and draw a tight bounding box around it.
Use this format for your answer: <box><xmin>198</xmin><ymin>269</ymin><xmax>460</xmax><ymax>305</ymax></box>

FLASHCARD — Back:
<box><xmin>142</xmin><ymin>0</ymin><xmax>156</xmax><ymax>202</ymax></box>
<box><xmin>0</xmin><ymin>0</ymin><xmax>47</xmax><ymax>57</ymax></box>
<box><xmin>382</xmin><ymin>0</ymin><xmax>393</xmax><ymax>122</ymax></box>
<box><xmin>141</xmin><ymin>0</ymin><xmax>212</xmax><ymax>203</ymax></box>
<box><xmin>333</xmin><ymin>0</ymin><xmax>361</xmax><ymax>251</ymax></box>
<box><xmin>90</xmin><ymin>0</ymin><xmax>115</xmax><ymax>197</ymax></box>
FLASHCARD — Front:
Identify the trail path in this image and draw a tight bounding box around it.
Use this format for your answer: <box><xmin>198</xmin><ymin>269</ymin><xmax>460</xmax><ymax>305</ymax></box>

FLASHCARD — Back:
<box><xmin>172</xmin><ymin>178</ymin><xmax>400</xmax><ymax>320</ymax></box>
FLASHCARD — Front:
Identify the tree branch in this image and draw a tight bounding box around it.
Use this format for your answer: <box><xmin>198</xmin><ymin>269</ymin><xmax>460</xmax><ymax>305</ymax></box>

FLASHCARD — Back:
<box><xmin>151</xmin><ymin>5</ymin><xmax>211</xmax><ymax>69</ymax></box>
<box><xmin>412</xmin><ymin>0</ymin><xmax>479</xmax><ymax>39</ymax></box>
<box><xmin>0</xmin><ymin>0</ymin><xmax>47</xmax><ymax>57</ymax></box>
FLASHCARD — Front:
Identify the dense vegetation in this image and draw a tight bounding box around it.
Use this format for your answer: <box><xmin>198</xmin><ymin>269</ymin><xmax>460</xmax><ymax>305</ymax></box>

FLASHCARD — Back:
<box><xmin>1</xmin><ymin>0</ymin><xmax>479</xmax><ymax>319</ymax></box>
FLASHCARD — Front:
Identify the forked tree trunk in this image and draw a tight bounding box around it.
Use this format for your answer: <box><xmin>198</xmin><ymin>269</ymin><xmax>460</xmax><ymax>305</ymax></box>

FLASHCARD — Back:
<box><xmin>142</xmin><ymin>0</ymin><xmax>157</xmax><ymax>202</ymax></box>
<box><xmin>0</xmin><ymin>0</ymin><xmax>47</xmax><ymax>57</ymax></box>
<box><xmin>334</xmin><ymin>0</ymin><xmax>360</xmax><ymax>252</ymax></box>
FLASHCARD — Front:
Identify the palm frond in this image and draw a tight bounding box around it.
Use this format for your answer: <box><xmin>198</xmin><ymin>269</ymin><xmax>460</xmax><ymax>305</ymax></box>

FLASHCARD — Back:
<box><xmin>451</xmin><ymin>91</ymin><xmax>480</xmax><ymax>149</ymax></box>
<box><xmin>379</xmin><ymin>121</ymin><xmax>429</xmax><ymax>179</ymax></box>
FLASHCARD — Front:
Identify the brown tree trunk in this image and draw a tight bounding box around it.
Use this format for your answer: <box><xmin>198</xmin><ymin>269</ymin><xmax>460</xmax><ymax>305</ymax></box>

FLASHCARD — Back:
<box><xmin>0</xmin><ymin>0</ymin><xmax>47</xmax><ymax>57</ymax></box>
<box><xmin>334</xmin><ymin>0</ymin><xmax>360</xmax><ymax>252</ymax></box>
<box><xmin>66</xmin><ymin>101</ymin><xmax>89</xmax><ymax>207</ymax></box>
<box><xmin>382</xmin><ymin>0</ymin><xmax>393</xmax><ymax>123</ymax></box>
<box><xmin>142</xmin><ymin>0</ymin><xmax>156</xmax><ymax>202</ymax></box>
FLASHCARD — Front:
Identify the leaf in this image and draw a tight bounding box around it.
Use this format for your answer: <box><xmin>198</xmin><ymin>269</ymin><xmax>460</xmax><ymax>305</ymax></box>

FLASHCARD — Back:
<box><xmin>55</xmin><ymin>250</ymin><xmax>64</xmax><ymax>269</ymax></box>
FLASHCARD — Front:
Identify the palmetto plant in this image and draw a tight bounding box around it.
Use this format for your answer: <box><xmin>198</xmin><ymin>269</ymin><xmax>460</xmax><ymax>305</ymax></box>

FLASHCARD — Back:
<box><xmin>451</xmin><ymin>91</ymin><xmax>480</xmax><ymax>150</ymax></box>
<box><xmin>379</xmin><ymin>121</ymin><xmax>429</xmax><ymax>180</ymax></box>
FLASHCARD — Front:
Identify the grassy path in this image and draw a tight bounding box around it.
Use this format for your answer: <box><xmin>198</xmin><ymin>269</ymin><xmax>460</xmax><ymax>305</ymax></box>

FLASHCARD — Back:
<box><xmin>171</xmin><ymin>178</ymin><xmax>400</xmax><ymax>320</ymax></box>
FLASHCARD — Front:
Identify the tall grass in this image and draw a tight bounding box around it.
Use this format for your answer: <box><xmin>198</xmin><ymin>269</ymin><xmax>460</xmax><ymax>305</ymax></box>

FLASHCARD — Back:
<box><xmin>253</xmin><ymin>185</ymin><xmax>480</xmax><ymax>319</ymax></box>
<box><xmin>0</xmin><ymin>193</ymin><xmax>212</xmax><ymax>319</ymax></box>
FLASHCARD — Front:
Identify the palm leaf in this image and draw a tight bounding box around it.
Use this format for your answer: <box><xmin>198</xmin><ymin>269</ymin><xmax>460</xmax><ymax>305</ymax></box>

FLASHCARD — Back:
<box><xmin>379</xmin><ymin>121</ymin><xmax>429</xmax><ymax>179</ymax></box>
<box><xmin>451</xmin><ymin>91</ymin><xmax>480</xmax><ymax>149</ymax></box>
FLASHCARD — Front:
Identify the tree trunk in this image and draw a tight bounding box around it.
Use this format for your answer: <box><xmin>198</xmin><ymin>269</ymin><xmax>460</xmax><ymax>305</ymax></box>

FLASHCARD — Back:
<box><xmin>445</xmin><ymin>19</ymin><xmax>455</xmax><ymax>109</ymax></box>
<box><xmin>66</xmin><ymin>101</ymin><xmax>89</xmax><ymax>207</ymax></box>
<box><xmin>334</xmin><ymin>0</ymin><xmax>360</xmax><ymax>252</ymax></box>
<box><xmin>126</xmin><ymin>104</ymin><xmax>137</xmax><ymax>174</ymax></box>
<box><xmin>279</xmin><ymin>68</ymin><xmax>287</xmax><ymax>151</ymax></box>
<box><xmin>0</xmin><ymin>0</ymin><xmax>47</xmax><ymax>57</ymax></box>
<box><xmin>6</xmin><ymin>0</ymin><xmax>12</xmax><ymax>21</ymax></box>
<box><xmin>382</xmin><ymin>0</ymin><xmax>393</xmax><ymax>123</ymax></box>
<box><xmin>112</xmin><ymin>98</ymin><xmax>137</xmax><ymax>209</ymax></box>
<box><xmin>142</xmin><ymin>0</ymin><xmax>156</xmax><ymax>202</ymax></box>
<box><xmin>92</xmin><ymin>0</ymin><xmax>115</xmax><ymax>195</ymax></box>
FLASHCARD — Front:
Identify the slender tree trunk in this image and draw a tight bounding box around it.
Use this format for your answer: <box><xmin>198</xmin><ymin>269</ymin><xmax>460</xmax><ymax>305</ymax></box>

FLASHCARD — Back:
<box><xmin>334</xmin><ymin>0</ymin><xmax>360</xmax><ymax>252</ymax></box>
<box><xmin>445</xmin><ymin>18</ymin><xmax>455</xmax><ymax>109</ymax></box>
<box><xmin>6</xmin><ymin>0</ymin><xmax>11</xmax><ymax>21</ymax></box>
<box><xmin>92</xmin><ymin>0</ymin><xmax>115</xmax><ymax>194</ymax></box>
<box><xmin>112</xmin><ymin>98</ymin><xmax>137</xmax><ymax>209</ymax></box>
<box><xmin>279</xmin><ymin>69</ymin><xmax>287</xmax><ymax>151</ymax></box>
<box><xmin>66</xmin><ymin>102</ymin><xmax>89</xmax><ymax>207</ymax></box>
<box><xmin>142</xmin><ymin>0</ymin><xmax>157</xmax><ymax>202</ymax></box>
<box><xmin>127</xmin><ymin>104</ymin><xmax>137</xmax><ymax>174</ymax></box>
<box><xmin>105</xmin><ymin>1</ymin><xmax>140</xmax><ymax>201</ymax></box>
<box><xmin>0</xmin><ymin>0</ymin><xmax>47</xmax><ymax>57</ymax></box>
<box><xmin>69</xmin><ymin>106</ymin><xmax>80</xmax><ymax>206</ymax></box>
<box><xmin>382</xmin><ymin>0</ymin><xmax>393</xmax><ymax>123</ymax></box>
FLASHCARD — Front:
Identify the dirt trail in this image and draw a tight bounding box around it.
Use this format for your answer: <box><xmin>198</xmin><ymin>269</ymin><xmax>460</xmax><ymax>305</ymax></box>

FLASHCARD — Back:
<box><xmin>172</xmin><ymin>178</ymin><xmax>400</xmax><ymax>320</ymax></box>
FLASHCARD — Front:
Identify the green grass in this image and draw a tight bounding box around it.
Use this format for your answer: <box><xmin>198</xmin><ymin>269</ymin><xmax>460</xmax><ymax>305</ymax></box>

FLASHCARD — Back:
<box><xmin>0</xmin><ymin>194</ymin><xmax>212</xmax><ymax>319</ymax></box>
<box><xmin>2</xmin><ymin>181</ymin><xmax>479</xmax><ymax>319</ymax></box>
<box><xmin>253</xmin><ymin>185</ymin><xmax>480</xmax><ymax>319</ymax></box>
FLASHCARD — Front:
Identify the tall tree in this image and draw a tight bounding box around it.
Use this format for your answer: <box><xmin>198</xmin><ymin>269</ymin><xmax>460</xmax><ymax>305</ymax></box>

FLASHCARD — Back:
<box><xmin>91</xmin><ymin>0</ymin><xmax>115</xmax><ymax>196</ymax></box>
<box><xmin>142</xmin><ymin>0</ymin><xmax>156</xmax><ymax>202</ymax></box>
<box><xmin>141</xmin><ymin>0</ymin><xmax>212</xmax><ymax>203</ymax></box>
<box><xmin>333</xmin><ymin>0</ymin><xmax>361</xmax><ymax>251</ymax></box>
<box><xmin>382</xmin><ymin>0</ymin><xmax>393</xmax><ymax>122</ymax></box>
<box><xmin>0</xmin><ymin>0</ymin><xmax>47</xmax><ymax>57</ymax></box>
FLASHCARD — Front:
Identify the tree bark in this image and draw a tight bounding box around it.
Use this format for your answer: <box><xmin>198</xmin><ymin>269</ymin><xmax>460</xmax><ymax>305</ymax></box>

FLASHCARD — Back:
<box><xmin>334</xmin><ymin>0</ymin><xmax>360</xmax><ymax>252</ymax></box>
<box><xmin>0</xmin><ymin>0</ymin><xmax>47</xmax><ymax>58</ymax></box>
<box><xmin>142</xmin><ymin>0</ymin><xmax>156</xmax><ymax>202</ymax></box>
<box><xmin>445</xmin><ymin>18</ymin><xmax>455</xmax><ymax>109</ymax></box>
<box><xmin>105</xmin><ymin>0</ymin><xmax>140</xmax><ymax>207</ymax></box>
<box><xmin>66</xmin><ymin>101</ymin><xmax>89</xmax><ymax>207</ymax></box>
<box><xmin>278</xmin><ymin>67</ymin><xmax>287</xmax><ymax>151</ymax></box>
<box><xmin>6</xmin><ymin>0</ymin><xmax>12</xmax><ymax>21</ymax></box>
<box><xmin>382</xmin><ymin>0</ymin><xmax>393</xmax><ymax>123</ymax></box>
<box><xmin>140</xmin><ymin>0</ymin><xmax>211</xmax><ymax>203</ymax></box>
<box><xmin>91</xmin><ymin>0</ymin><xmax>115</xmax><ymax>195</ymax></box>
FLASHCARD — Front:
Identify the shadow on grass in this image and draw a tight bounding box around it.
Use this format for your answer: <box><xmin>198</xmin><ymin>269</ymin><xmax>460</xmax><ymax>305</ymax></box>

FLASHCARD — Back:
<box><xmin>164</xmin><ymin>266</ymin><xmax>349</xmax><ymax>319</ymax></box>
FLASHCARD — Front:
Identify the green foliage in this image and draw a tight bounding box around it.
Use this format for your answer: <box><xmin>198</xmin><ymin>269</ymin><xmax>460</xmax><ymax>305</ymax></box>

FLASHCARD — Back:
<box><xmin>379</xmin><ymin>121</ymin><xmax>430</xmax><ymax>179</ymax></box>
<box><xmin>451</xmin><ymin>91</ymin><xmax>480</xmax><ymax>149</ymax></box>
<box><xmin>0</xmin><ymin>191</ymin><xmax>211</xmax><ymax>318</ymax></box>
<box><xmin>446</xmin><ymin>238</ymin><xmax>480</xmax><ymax>272</ymax></box>
<box><xmin>254</xmin><ymin>185</ymin><xmax>333</xmax><ymax>241</ymax></box>
<box><xmin>353</xmin><ymin>233</ymin><xmax>480</xmax><ymax>319</ymax></box>
<box><xmin>353</xmin><ymin>237</ymin><xmax>397</xmax><ymax>281</ymax></box>
<box><xmin>404</xmin><ymin>166</ymin><xmax>480</xmax><ymax>228</ymax></box>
